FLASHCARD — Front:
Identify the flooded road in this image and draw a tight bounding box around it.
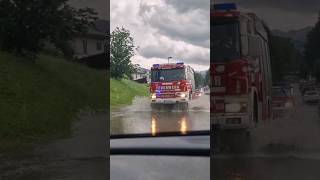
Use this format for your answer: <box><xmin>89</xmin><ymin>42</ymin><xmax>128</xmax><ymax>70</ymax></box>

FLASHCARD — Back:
<box><xmin>111</xmin><ymin>94</ymin><xmax>210</xmax><ymax>135</ymax></box>
<box><xmin>213</xmin><ymin>85</ymin><xmax>320</xmax><ymax>179</ymax></box>
<box><xmin>0</xmin><ymin>111</ymin><xmax>107</xmax><ymax>180</ymax></box>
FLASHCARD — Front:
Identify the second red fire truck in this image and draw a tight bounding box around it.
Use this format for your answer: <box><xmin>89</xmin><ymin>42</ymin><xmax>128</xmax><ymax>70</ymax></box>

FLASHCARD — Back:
<box><xmin>211</xmin><ymin>3</ymin><xmax>272</xmax><ymax>136</ymax></box>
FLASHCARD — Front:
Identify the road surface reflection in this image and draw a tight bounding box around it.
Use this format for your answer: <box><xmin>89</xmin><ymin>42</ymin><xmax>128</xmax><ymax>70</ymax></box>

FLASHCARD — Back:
<box><xmin>111</xmin><ymin>95</ymin><xmax>210</xmax><ymax>135</ymax></box>
<box><xmin>213</xmin><ymin>85</ymin><xmax>320</xmax><ymax>179</ymax></box>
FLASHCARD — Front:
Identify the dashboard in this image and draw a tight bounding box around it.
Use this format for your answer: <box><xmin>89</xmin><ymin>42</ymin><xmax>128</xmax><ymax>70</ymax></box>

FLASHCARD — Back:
<box><xmin>110</xmin><ymin>133</ymin><xmax>210</xmax><ymax>180</ymax></box>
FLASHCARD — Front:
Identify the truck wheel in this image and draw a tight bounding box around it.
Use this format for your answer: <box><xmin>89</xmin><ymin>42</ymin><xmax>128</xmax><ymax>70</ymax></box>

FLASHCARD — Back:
<box><xmin>151</xmin><ymin>104</ymin><xmax>159</xmax><ymax>111</ymax></box>
<box><xmin>214</xmin><ymin>129</ymin><xmax>251</xmax><ymax>153</ymax></box>
<box><xmin>184</xmin><ymin>102</ymin><xmax>189</xmax><ymax>110</ymax></box>
<box><xmin>179</xmin><ymin>102</ymin><xmax>188</xmax><ymax>110</ymax></box>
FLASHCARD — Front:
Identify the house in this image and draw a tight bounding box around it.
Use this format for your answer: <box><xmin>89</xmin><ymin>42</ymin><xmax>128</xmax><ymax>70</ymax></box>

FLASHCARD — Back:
<box><xmin>132</xmin><ymin>65</ymin><xmax>151</xmax><ymax>83</ymax></box>
<box><xmin>71</xmin><ymin>19</ymin><xmax>109</xmax><ymax>59</ymax></box>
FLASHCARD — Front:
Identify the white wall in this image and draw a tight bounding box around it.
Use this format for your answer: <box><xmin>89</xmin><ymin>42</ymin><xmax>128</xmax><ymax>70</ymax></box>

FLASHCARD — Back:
<box><xmin>72</xmin><ymin>37</ymin><xmax>105</xmax><ymax>58</ymax></box>
<box><xmin>132</xmin><ymin>73</ymin><xmax>145</xmax><ymax>80</ymax></box>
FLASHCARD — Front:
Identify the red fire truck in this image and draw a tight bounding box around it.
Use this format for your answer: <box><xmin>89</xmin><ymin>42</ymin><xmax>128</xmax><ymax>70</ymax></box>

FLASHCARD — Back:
<box><xmin>150</xmin><ymin>62</ymin><xmax>195</xmax><ymax>108</ymax></box>
<box><xmin>211</xmin><ymin>3</ymin><xmax>272</xmax><ymax>134</ymax></box>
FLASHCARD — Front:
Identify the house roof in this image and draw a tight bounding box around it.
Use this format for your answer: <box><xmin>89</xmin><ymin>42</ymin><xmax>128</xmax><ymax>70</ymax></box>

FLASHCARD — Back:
<box><xmin>86</xmin><ymin>28</ymin><xmax>106</xmax><ymax>39</ymax></box>
<box><xmin>134</xmin><ymin>66</ymin><xmax>150</xmax><ymax>74</ymax></box>
<box><xmin>76</xmin><ymin>19</ymin><xmax>109</xmax><ymax>39</ymax></box>
<box><xmin>94</xmin><ymin>19</ymin><xmax>109</xmax><ymax>34</ymax></box>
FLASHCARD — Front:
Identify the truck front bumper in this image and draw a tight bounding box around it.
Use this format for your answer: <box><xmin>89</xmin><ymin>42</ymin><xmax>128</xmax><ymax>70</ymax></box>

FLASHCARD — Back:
<box><xmin>211</xmin><ymin>113</ymin><xmax>251</xmax><ymax>129</ymax></box>
<box><xmin>151</xmin><ymin>97</ymin><xmax>189</xmax><ymax>104</ymax></box>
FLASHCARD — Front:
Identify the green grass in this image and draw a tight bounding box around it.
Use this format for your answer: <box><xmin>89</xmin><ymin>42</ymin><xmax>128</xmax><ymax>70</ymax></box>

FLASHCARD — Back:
<box><xmin>0</xmin><ymin>52</ymin><xmax>107</xmax><ymax>150</ymax></box>
<box><xmin>110</xmin><ymin>78</ymin><xmax>148</xmax><ymax>108</ymax></box>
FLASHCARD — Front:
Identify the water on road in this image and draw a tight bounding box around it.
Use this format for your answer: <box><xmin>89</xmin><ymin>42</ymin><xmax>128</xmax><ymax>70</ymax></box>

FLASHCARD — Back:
<box><xmin>111</xmin><ymin>94</ymin><xmax>210</xmax><ymax>135</ymax></box>
<box><xmin>213</xmin><ymin>84</ymin><xmax>320</xmax><ymax>179</ymax></box>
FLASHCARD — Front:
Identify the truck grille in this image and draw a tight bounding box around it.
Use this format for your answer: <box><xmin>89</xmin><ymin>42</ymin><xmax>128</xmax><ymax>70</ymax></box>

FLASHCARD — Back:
<box><xmin>157</xmin><ymin>85</ymin><xmax>180</xmax><ymax>90</ymax></box>
<box><xmin>157</xmin><ymin>93</ymin><xmax>176</xmax><ymax>98</ymax></box>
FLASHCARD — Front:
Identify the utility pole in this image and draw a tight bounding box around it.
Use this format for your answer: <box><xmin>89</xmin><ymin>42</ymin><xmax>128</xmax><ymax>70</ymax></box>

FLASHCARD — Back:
<box><xmin>167</xmin><ymin>57</ymin><xmax>172</xmax><ymax>63</ymax></box>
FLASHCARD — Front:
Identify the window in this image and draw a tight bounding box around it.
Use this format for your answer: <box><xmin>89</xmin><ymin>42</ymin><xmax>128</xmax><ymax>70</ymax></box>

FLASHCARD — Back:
<box><xmin>151</xmin><ymin>68</ymin><xmax>186</xmax><ymax>82</ymax></box>
<box><xmin>82</xmin><ymin>39</ymin><xmax>87</xmax><ymax>54</ymax></box>
<box><xmin>211</xmin><ymin>21</ymin><xmax>241</xmax><ymax>62</ymax></box>
<box><xmin>96</xmin><ymin>41</ymin><xmax>102</xmax><ymax>51</ymax></box>
<box><xmin>240</xmin><ymin>21</ymin><xmax>249</xmax><ymax>56</ymax></box>
<box><xmin>247</xmin><ymin>21</ymin><xmax>252</xmax><ymax>34</ymax></box>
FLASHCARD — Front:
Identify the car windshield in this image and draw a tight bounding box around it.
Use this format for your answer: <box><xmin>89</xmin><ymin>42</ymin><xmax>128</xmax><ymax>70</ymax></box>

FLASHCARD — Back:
<box><xmin>110</xmin><ymin>2</ymin><xmax>210</xmax><ymax>138</ymax></box>
<box><xmin>151</xmin><ymin>68</ymin><xmax>186</xmax><ymax>82</ymax></box>
<box><xmin>211</xmin><ymin>20</ymin><xmax>241</xmax><ymax>62</ymax></box>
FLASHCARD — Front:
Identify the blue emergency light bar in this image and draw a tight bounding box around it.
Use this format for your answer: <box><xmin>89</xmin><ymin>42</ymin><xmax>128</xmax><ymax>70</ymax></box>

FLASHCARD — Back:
<box><xmin>213</xmin><ymin>3</ymin><xmax>237</xmax><ymax>11</ymax></box>
<box><xmin>152</xmin><ymin>62</ymin><xmax>184</xmax><ymax>68</ymax></box>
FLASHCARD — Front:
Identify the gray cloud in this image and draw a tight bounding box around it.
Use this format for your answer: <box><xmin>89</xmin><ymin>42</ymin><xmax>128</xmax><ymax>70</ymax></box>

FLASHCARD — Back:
<box><xmin>138</xmin><ymin>1</ymin><xmax>210</xmax><ymax>48</ymax></box>
<box><xmin>139</xmin><ymin>41</ymin><xmax>209</xmax><ymax>66</ymax></box>
<box><xmin>233</xmin><ymin>0</ymin><xmax>320</xmax><ymax>14</ymax></box>
<box><xmin>165</xmin><ymin>0</ymin><xmax>209</xmax><ymax>13</ymax></box>
<box><xmin>214</xmin><ymin>0</ymin><xmax>320</xmax><ymax>14</ymax></box>
<box><xmin>111</xmin><ymin>0</ymin><xmax>209</xmax><ymax>70</ymax></box>
<box><xmin>214</xmin><ymin>0</ymin><xmax>319</xmax><ymax>30</ymax></box>
<box><xmin>68</xmin><ymin>0</ymin><xmax>109</xmax><ymax>20</ymax></box>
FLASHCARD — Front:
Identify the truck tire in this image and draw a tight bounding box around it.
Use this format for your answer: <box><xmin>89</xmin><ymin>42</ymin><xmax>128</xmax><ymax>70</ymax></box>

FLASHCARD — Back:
<box><xmin>181</xmin><ymin>102</ymin><xmax>188</xmax><ymax>110</ymax></box>
<box><xmin>151</xmin><ymin>103</ymin><xmax>160</xmax><ymax>111</ymax></box>
<box><xmin>213</xmin><ymin>129</ymin><xmax>251</xmax><ymax>153</ymax></box>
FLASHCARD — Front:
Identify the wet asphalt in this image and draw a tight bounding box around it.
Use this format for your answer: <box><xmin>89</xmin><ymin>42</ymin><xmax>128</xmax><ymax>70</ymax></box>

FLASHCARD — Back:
<box><xmin>111</xmin><ymin>87</ymin><xmax>320</xmax><ymax>179</ymax></box>
<box><xmin>212</xmin><ymin>84</ymin><xmax>320</xmax><ymax>180</ymax></box>
<box><xmin>110</xmin><ymin>94</ymin><xmax>210</xmax><ymax>135</ymax></box>
<box><xmin>3</xmin><ymin>85</ymin><xmax>320</xmax><ymax>179</ymax></box>
<box><xmin>0</xmin><ymin>111</ymin><xmax>108</xmax><ymax>180</ymax></box>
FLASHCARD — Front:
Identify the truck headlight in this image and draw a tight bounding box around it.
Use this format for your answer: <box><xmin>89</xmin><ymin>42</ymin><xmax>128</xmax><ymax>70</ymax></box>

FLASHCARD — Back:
<box><xmin>180</xmin><ymin>93</ymin><xmax>186</xmax><ymax>98</ymax></box>
<box><xmin>225</xmin><ymin>102</ymin><xmax>247</xmax><ymax>113</ymax></box>
<box><xmin>285</xmin><ymin>102</ymin><xmax>292</xmax><ymax>108</ymax></box>
<box><xmin>215</xmin><ymin>65</ymin><xmax>225</xmax><ymax>73</ymax></box>
<box><xmin>151</xmin><ymin>93</ymin><xmax>156</xmax><ymax>99</ymax></box>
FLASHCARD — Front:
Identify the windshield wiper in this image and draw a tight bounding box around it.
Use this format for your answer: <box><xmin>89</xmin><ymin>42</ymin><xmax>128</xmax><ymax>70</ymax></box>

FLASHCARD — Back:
<box><xmin>110</xmin><ymin>147</ymin><xmax>209</xmax><ymax>156</ymax></box>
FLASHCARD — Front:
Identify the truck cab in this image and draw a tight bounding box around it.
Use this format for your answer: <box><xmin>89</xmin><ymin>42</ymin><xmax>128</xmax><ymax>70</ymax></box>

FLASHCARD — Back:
<box><xmin>150</xmin><ymin>63</ymin><xmax>195</xmax><ymax>106</ymax></box>
<box><xmin>211</xmin><ymin>3</ymin><xmax>272</xmax><ymax>131</ymax></box>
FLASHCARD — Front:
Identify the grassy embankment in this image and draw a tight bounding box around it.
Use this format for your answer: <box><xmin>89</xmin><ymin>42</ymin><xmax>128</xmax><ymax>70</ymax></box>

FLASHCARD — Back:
<box><xmin>0</xmin><ymin>52</ymin><xmax>107</xmax><ymax>152</ymax></box>
<box><xmin>110</xmin><ymin>78</ymin><xmax>149</xmax><ymax>109</ymax></box>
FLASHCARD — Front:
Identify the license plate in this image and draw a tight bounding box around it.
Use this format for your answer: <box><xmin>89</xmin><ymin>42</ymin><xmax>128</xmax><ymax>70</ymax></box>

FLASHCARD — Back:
<box><xmin>215</xmin><ymin>103</ymin><xmax>224</xmax><ymax>110</ymax></box>
<box><xmin>164</xmin><ymin>100</ymin><xmax>174</xmax><ymax>104</ymax></box>
<box><xmin>212</xmin><ymin>87</ymin><xmax>226</xmax><ymax>93</ymax></box>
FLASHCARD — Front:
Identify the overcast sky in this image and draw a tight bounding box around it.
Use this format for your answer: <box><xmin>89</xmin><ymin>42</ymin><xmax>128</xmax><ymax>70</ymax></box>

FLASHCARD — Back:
<box><xmin>110</xmin><ymin>0</ymin><xmax>210</xmax><ymax>71</ymax></box>
<box><xmin>215</xmin><ymin>0</ymin><xmax>319</xmax><ymax>31</ymax></box>
<box><xmin>69</xmin><ymin>0</ymin><xmax>319</xmax><ymax>71</ymax></box>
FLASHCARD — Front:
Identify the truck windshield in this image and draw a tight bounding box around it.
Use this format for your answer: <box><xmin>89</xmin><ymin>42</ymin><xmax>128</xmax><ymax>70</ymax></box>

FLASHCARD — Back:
<box><xmin>151</xmin><ymin>68</ymin><xmax>185</xmax><ymax>82</ymax></box>
<box><xmin>211</xmin><ymin>21</ymin><xmax>240</xmax><ymax>62</ymax></box>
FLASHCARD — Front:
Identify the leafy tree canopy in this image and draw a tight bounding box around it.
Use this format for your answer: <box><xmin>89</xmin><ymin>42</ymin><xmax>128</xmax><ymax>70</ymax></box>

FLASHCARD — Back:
<box><xmin>0</xmin><ymin>0</ymin><xmax>97</xmax><ymax>58</ymax></box>
<box><xmin>110</xmin><ymin>27</ymin><xmax>135</xmax><ymax>79</ymax></box>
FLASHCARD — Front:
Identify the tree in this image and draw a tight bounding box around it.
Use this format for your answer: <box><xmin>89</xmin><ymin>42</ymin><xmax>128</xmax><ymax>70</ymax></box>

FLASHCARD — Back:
<box><xmin>269</xmin><ymin>35</ymin><xmax>301</xmax><ymax>82</ymax></box>
<box><xmin>204</xmin><ymin>70</ymin><xmax>210</xmax><ymax>86</ymax></box>
<box><xmin>194</xmin><ymin>72</ymin><xmax>204</xmax><ymax>88</ymax></box>
<box><xmin>110</xmin><ymin>27</ymin><xmax>135</xmax><ymax>79</ymax></box>
<box><xmin>304</xmin><ymin>13</ymin><xmax>320</xmax><ymax>80</ymax></box>
<box><xmin>0</xmin><ymin>0</ymin><xmax>97</xmax><ymax>58</ymax></box>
